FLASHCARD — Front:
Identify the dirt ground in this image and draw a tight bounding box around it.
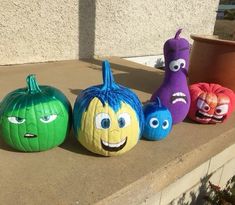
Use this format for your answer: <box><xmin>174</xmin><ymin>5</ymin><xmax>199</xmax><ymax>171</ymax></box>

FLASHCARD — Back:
<box><xmin>214</xmin><ymin>19</ymin><xmax>235</xmax><ymax>40</ymax></box>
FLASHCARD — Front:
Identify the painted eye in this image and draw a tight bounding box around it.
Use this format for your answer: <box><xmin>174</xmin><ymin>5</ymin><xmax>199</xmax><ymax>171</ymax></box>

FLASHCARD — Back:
<box><xmin>8</xmin><ymin>117</ymin><xmax>25</xmax><ymax>124</ymax></box>
<box><xmin>169</xmin><ymin>60</ymin><xmax>180</xmax><ymax>72</ymax></box>
<box><xmin>215</xmin><ymin>104</ymin><xmax>229</xmax><ymax>115</ymax></box>
<box><xmin>197</xmin><ymin>99</ymin><xmax>210</xmax><ymax>112</ymax></box>
<box><xmin>178</xmin><ymin>59</ymin><xmax>186</xmax><ymax>68</ymax></box>
<box><xmin>149</xmin><ymin>118</ymin><xmax>159</xmax><ymax>128</ymax></box>
<box><xmin>118</xmin><ymin>113</ymin><xmax>131</xmax><ymax>128</ymax></box>
<box><xmin>40</xmin><ymin>114</ymin><xmax>57</xmax><ymax>123</ymax></box>
<box><xmin>162</xmin><ymin>120</ymin><xmax>169</xmax><ymax>130</ymax></box>
<box><xmin>95</xmin><ymin>113</ymin><xmax>111</xmax><ymax>129</ymax></box>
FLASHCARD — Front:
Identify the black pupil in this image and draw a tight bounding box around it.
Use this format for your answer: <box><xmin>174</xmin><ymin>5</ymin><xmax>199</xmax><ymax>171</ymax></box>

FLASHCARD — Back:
<box><xmin>152</xmin><ymin>120</ymin><xmax>158</xmax><ymax>126</ymax></box>
<box><xmin>204</xmin><ymin>106</ymin><xmax>209</xmax><ymax>111</ymax></box>
<box><xmin>180</xmin><ymin>63</ymin><xmax>184</xmax><ymax>67</ymax></box>
<box><xmin>174</xmin><ymin>65</ymin><xmax>178</xmax><ymax>70</ymax></box>
<box><xmin>217</xmin><ymin>109</ymin><xmax>221</xmax><ymax>113</ymax></box>
<box><xmin>101</xmin><ymin>118</ymin><xmax>110</xmax><ymax>129</ymax></box>
<box><xmin>43</xmin><ymin>116</ymin><xmax>50</xmax><ymax>121</ymax></box>
<box><xmin>118</xmin><ymin>118</ymin><xmax>126</xmax><ymax>128</ymax></box>
<box><xmin>16</xmin><ymin>117</ymin><xmax>24</xmax><ymax>122</ymax></box>
<box><xmin>163</xmin><ymin>121</ymin><xmax>167</xmax><ymax>127</ymax></box>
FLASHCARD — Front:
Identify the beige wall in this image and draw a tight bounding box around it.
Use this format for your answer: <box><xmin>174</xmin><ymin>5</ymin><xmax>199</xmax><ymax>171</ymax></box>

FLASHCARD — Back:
<box><xmin>0</xmin><ymin>0</ymin><xmax>78</xmax><ymax>65</ymax></box>
<box><xmin>0</xmin><ymin>0</ymin><xmax>219</xmax><ymax>65</ymax></box>
<box><xmin>95</xmin><ymin>0</ymin><xmax>219</xmax><ymax>57</ymax></box>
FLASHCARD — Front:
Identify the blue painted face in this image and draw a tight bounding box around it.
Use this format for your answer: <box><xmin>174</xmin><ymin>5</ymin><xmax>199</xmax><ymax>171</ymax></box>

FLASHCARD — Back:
<box><xmin>143</xmin><ymin>102</ymin><xmax>172</xmax><ymax>141</ymax></box>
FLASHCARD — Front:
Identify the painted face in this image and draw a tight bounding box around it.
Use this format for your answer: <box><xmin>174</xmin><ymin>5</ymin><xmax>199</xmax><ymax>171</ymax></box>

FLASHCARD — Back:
<box><xmin>0</xmin><ymin>98</ymin><xmax>69</xmax><ymax>151</ymax></box>
<box><xmin>78</xmin><ymin>98</ymin><xmax>140</xmax><ymax>156</ymax></box>
<box><xmin>188</xmin><ymin>83</ymin><xmax>235</xmax><ymax>124</ymax></box>
<box><xmin>195</xmin><ymin>92</ymin><xmax>230</xmax><ymax>123</ymax></box>
<box><xmin>143</xmin><ymin>103</ymin><xmax>172</xmax><ymax>141</ymax></box>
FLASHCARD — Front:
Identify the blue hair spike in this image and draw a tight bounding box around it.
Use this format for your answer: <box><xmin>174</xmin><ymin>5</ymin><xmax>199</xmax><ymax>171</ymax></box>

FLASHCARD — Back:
<box><xmin>101</xmin><ymin>60</ymin><xmax>119</xmax><ymax>91</ymax></box>
<box><xmin>73</xmin><ymin>60</ymin><xmax>144</xmax><ymax>136</ymax></box>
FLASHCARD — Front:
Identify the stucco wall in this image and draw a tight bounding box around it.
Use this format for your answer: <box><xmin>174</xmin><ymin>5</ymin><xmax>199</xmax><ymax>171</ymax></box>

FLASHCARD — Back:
<box><xmin>0</xmin><ymin>0</ymin><xmax>219</xmax><ymax>65</ymax></box>
<box><xmin>95</xmin><ymin>0</ymin><xmax>219</xmax><ymax>57</ymax></box>
<box><xmin>0</xmin><ymin>0</ymin><xmax>78</xmax><ymax>65</ymax></box>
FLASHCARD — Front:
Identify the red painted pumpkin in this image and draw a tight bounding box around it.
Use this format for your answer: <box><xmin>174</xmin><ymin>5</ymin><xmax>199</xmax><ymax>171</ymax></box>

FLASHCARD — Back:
<box><xmin>188</xmin><ymin>83</ymin><xmax>235</xmax><ymax>124</ymax></box>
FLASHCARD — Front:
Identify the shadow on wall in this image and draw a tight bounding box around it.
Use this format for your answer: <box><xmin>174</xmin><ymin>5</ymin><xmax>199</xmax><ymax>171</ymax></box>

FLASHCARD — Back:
<box><xmin>80</xmin><ymin>58</ymin><xmax>164</xmax><ymax>95</ymax></box>
<box><xmin>78</xmin><ymin>0</ymin><xmax>164</xmax><ymax>95</ymax></box>
<box><xmin>79</xmin><ymin>0</ymin><xmax>96</xmax><ymax>58</ymax></box>
<box><xmin>169</xmin><ymin>174</ymin><xmax>213</xmax><ymax>205</ymax></box>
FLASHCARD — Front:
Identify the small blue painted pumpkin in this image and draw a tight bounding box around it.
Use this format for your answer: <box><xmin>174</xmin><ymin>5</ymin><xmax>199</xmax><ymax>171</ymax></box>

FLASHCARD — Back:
<box><xmin>73</xmin><ymin>60</ymin><xmax>144</xmax><ymax>156</ymax></box>
<box><xmin>143</xmin><ymin>98</ymin><xmax>172</xmax><ymax>141</ymax></box>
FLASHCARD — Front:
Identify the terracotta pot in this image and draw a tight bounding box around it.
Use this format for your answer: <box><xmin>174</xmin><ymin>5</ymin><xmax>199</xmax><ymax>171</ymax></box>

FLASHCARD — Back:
<box><xmin>188</xmin><ymin>35</ymin><xmax>235</xmax><ymax>91</ymax></box>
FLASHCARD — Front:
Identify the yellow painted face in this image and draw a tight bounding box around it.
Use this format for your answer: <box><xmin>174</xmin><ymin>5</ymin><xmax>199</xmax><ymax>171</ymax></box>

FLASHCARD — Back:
<box><xmin>77</xmin><ymin>97</ymin><xmax>140</xmax><ymax>156</ymax></box>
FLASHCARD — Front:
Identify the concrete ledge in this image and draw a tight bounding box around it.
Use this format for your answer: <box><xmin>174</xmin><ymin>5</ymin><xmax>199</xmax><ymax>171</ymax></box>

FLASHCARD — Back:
<box><xmin>0</xmin><ymin>58</ymin><xmax>234</xmax><ymax>205</ymax></box>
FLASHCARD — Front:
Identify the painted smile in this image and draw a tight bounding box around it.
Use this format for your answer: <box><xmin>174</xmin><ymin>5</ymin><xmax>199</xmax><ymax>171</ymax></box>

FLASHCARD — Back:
<box><xmin>24</xmin><ymin>133</ymin><xmax>37</xmax><ymax>138</ymax></box>
<box><xmin>171</xmin><ymin>92</ymin><xmax>187</xmax><ymax>104</ymax></box>
<box><xmin>101</xmin><ymin>137</ymin><xmax>127</xmax><ymax>152</ymax></box>
<box><xmin>196</xmin><ymin>110</ymin><xmax>225</xmax><ymax>123</ymax></box>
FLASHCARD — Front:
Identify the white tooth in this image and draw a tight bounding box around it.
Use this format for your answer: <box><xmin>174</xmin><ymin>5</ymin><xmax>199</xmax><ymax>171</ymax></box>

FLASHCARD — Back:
<box><xmin>172</xmin><ymin>98</ymin><xmax>186</xmax><ymax>104</ymax></box>
<box><xmin>198</xmin><ymin>110</ymin><xmax>213</xmax><ymax>117</ymax></box>
<box><xmin>102</xmin><ymin>138</ymin><xmax>126</xmax><ymax>148</ymax></box>
<box><xmin>172</xmin><ymin>92</ymin><xmax>186</xmax><ymax>97</ymax></box>
<box><xmin>211</xmin><ymin>119</ymin><xmax>222</xmax><ymax>123</ymax></box>
<box><xmin>196</xmin><ymin>117</ymin><xmax>210</xmax><ymax>121</ymax></box>
<box><xmin>213</xmin><ymin>115</ymin><xmax>223</xmax><ymax>119</ymax></box>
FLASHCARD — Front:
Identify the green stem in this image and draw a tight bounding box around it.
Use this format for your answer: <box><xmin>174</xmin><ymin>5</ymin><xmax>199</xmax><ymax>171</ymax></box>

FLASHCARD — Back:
<box><xmin>26</xmin><ymin>74</ymin><xmax>41</xmax><ymax>94</ymax></box>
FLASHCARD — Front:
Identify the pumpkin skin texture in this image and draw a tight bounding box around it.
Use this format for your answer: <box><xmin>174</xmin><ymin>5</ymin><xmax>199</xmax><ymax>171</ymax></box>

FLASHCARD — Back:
<box><xmin>151</xmin><ymin>29</ymin><xmax>191</xmax><ymax>124</ymax></box>
<box><xmin>143</xmin><ymin>98</ymin><xmax>172</xmax><ymax>141</ymax></box>
<box><xmin>0</xmin><ymin>75</ymin><xmax>71</xmax><ymax>152</ymax></box>
<box><xmin>188</xmin><ymin>83</ymin><xmax>235</xmax><ymax>124</ymax></box>
<box><xmin>73</xmin><ymin>60</ymin><xmax>144</xmax><ymax>156</ymax></box>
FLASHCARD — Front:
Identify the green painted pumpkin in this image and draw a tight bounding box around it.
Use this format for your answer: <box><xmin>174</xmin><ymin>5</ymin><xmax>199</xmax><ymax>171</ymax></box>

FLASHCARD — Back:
<box><xmin>0</xmin><ymin>74</ymin><xmax>71</xmax><ymax>152</ymax></box>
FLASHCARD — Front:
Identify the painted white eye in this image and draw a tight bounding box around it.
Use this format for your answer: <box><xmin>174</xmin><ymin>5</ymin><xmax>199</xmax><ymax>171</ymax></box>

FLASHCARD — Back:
<box><xmin>169</xmin><ymin>60</ymin><xmax>180</xmax><ymax>72</ymax></box>
<box><xmin>178</xmin><ymin>58</ymin><xmax>186</xmax><ymax>68</ymax></box>
<box><xmin>149</xmin><ymin>118</ymin><xmax>159</xmax><ymax>128</ymax></box>
<box><xmin>95</xmin><ymin>113</ymin><xmax>111</xmax><ymax>129</ymax></box>
<box><xmin>197</xmin><ymin>99</ymin><xmax>210</xmax><ymax>112</ymax></box>
<box><xmin>40</xmin><ymin>114</ymin><xmax>57</xmax><ymax>123</ymax></box>
<box><xmin>162</xmin><ymin>120</ymin><xmax>169</xmax><ymax>130</ymax></box>
<box><xmin>215</xmin><ymin>104</ymin><xmax>229</xmax><ymax>115</ymax></box>
<box><xmin>118</xmin><ymin>113</ymin><xmax>131</xmax><ymax>128</ymax></box>
<box><xmin>8</xmin><ymin>117</ymin><xmax>25</xmax><ymax>124</ymax></box>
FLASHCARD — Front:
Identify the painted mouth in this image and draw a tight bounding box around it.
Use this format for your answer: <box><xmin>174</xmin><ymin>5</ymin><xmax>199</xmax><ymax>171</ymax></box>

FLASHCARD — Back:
<box><xmin>24</xmin><ymin>133</ymin><xmax>37</xmax><ymax>138</ymax></box>
<box><xmin>101</xmin><ymin>137</ymin><xmax>127</xmax><ymax>152</ymax></box>
<box><xmin>171</xmin><ymin>92</ymin><xmax>187</xmax><ymax>104</ymax></box>
<box><xmin>196</xmin><ymin>110</ymin><xmax>225</xmax><ymax>123</ymax></box>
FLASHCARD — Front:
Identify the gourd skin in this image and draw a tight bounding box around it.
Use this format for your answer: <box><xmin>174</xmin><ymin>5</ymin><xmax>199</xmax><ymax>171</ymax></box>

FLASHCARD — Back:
<box><xmin>73</xmin><ymin>60</ymin><xmax>144</xmax><ymax>156</ymax></box>
<box><xmin>188</xmin><ymin>83</ymin><xmax>235</xmax><ymax>124</ymax></box>
<box><xmin>143</xmin><ymin>99</ymin><xmax>172</xmax><ymax>141</ymax></box>
<box><xmin>151</xmin><ymin>29</ymin><xmax>191</xmax><ymax>124</ymax></box>
<box><xmin>0</xmin><ymin>75</ymin><xmax>71</xmax><ymax>152</ymax></box>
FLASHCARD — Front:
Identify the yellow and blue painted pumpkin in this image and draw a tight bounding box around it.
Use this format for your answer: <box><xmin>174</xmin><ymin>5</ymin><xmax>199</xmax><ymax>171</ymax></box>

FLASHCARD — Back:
<box><xmin>73</xmin><ymin>60</ymin><xmax>144</xmax><ymax>156</ymax></box>
<box><xmin>0</xmin><ymin>75</ymin><xmax>71</xmax><ymax>152</ymax></box>
<box><xmin>143</xmin><ymin>98</ymin><xmax>172</xmax><ymax>141</ymax></box>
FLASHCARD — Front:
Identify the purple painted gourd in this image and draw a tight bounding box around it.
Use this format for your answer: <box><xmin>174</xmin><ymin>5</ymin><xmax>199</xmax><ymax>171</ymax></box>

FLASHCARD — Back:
<box><xmin>151</xmin><ymin>29</ymin><xmax>191</xmax><ymax>124</ymax></box>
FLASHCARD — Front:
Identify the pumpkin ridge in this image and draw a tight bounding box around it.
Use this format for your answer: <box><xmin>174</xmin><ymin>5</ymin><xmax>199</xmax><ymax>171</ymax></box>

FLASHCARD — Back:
<box><xmin>16</xmin><ymin>95</ymin><xmax>28</xmax><ymax>152</ymax></box>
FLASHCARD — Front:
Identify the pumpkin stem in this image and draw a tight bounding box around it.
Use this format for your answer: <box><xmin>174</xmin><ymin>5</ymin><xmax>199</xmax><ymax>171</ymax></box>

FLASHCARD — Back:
<box><xmin>101</xmin><ymin>60</ymin><xmax>119</xmax><ymax>90</ymax></box>
<box><xmin>26</xmin><ymin>74</ymin><xmax>42</xmax><ymax>94</ymax></box>
<box><xmin>174</xmin><ymin>29</ymin><xmax>182</xmax><ymax>39</ymax></box>
<box><xmin>156</xmin><ymin>97</ymin><xmax>162</xmax><ymax>107</ymax></box>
